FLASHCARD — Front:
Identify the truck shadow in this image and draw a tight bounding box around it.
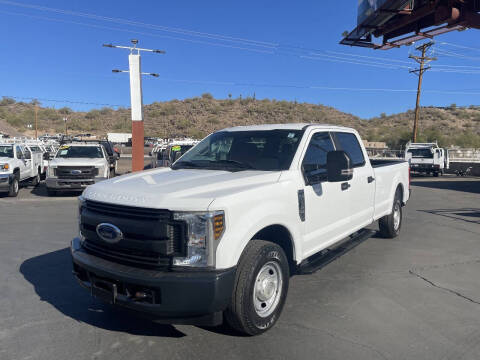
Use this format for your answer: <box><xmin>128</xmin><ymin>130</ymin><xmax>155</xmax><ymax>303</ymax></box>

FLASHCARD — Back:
<box><xmin>20</xmin><ymin>248</ymin><xmax>186</xmax><ymax>338</ymax></box>
<box><xmin>411</xmin><ymin>179</ymin><xmax>480</xmax><ymax>195</ymax></box>
<box><xmin>29</xmin><ymin>183</ymin><xmax>81</xmax><ymax>198</ymax></box>
<box><xmin>418</xmin><ymin>208</ymin><xmax>480</xmax><ymax>225</ymax></box>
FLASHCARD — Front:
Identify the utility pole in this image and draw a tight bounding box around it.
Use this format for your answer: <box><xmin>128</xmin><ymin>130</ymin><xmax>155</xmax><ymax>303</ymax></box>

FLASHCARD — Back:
<box><xmin>409</xmin><ymin>41</ymin><xmax>437</xmax><ymax>142</ymax></box>
<box><xmin>34</xmin><ymin>104</ymin><xmax>38</xmax><ymax>139</ymax></box>
<box><xmin>63</xmin><ymin>117</ymin><xmax>68</xmax><ymax>136</ymax></box>
<box><xmin>103</xmin><ymin>39</ymin><xmax>164</xmax><ymax>172</ymax></box>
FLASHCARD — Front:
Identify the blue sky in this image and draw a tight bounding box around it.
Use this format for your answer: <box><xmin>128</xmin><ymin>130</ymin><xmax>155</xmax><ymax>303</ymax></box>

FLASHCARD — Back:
<box><xmin>0</xmin><ymin>0</ymin><xmax>479</xmax><ymax>118</ymax></box>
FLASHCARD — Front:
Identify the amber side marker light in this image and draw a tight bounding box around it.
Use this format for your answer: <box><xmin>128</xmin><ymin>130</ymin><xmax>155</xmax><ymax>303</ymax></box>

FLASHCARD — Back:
<box><xmin>213</xmin><ymin>214</ymin><xmax>224</xmax><ymax>240</ymax></box>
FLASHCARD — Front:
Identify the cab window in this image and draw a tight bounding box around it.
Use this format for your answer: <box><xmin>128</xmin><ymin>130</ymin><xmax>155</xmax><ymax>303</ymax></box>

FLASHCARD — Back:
<box><xmin>15</xmin><ymin>146</ymin><xmax>24</xmax><ymax>159</ymax></box>
<box><xmin>302</xmin><ymin>132</ymin><xmax>335</xmax><ymax>182</ymax></box>
<box><xmin>332</xmin><ymin>132</ymin><xmax>365</xmax><ymax>168</ymax></box>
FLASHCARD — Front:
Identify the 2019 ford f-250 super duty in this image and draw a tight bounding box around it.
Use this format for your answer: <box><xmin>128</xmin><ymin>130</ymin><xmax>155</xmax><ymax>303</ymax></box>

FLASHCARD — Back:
<box><xmin>71</xmin><ymin>124</ymin><xmax>410</xmax><ymax>335</ymax></box>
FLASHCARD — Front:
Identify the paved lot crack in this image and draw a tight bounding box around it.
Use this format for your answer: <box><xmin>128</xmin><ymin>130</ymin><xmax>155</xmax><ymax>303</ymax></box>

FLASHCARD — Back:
<box><xmin>409</xmin><ymin>270</ymin><xmax>480</xmax><ymax>306</ymax></box>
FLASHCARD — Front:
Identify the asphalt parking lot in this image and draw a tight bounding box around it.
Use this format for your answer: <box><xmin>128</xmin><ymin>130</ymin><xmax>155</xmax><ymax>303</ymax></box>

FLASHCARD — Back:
<box><xmin>1</xmin><ymin>173</ymin><xmax>479</xmax><ymax>360</ymax></box>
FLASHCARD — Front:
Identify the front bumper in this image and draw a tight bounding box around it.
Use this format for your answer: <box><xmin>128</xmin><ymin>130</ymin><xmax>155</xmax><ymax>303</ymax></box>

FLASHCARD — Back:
<box><xmin>0</xmin><ymin>173</ymin><xmax>14</xmax><ymax>191</ymax></box>
<box><xmin>46</xmin><ymin>177</ymin><xmax>107</xmax><ymax>190</ymax></box>
<box><xmin>70</xmin><ymin>238</ymin><xmax>236</xmax><ymax>325</ymax></box>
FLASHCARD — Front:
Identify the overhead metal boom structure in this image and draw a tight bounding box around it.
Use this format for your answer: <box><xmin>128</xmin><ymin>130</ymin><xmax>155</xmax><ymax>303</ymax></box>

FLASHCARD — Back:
<box><xmin>341</xmin><ymin>0</ymin><xmax>480</xmax><ymax>50</ymax></box>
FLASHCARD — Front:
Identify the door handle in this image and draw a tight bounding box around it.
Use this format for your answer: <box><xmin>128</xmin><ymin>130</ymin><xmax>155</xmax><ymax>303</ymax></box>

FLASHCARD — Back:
<box><xmin>341</xmin><ymin>182</ymin><xmax>351</xmax><ymax>191</ymax></box>
<box><xmin>368</xmin><ymin>176</ymin><xmax>375</xmax><ymax>183</ymax></box>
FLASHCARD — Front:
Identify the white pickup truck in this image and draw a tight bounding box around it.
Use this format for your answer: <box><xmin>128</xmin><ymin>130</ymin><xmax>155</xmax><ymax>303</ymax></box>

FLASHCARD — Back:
<box><xmin>71</xmin><ymin>124</ymin><xmax>410</xmax><ymax>335</ymax></box>
<box><xmin>0</xmin><ymin>143</ymin><xmax>42</xmax><ymax>197</ymax></box>
<box><xmin>46</xmin><ymin>143</ymin><xmax>111</xmax><ymax>196</ymax></box>
<box><xmin>405</xmin><ymin>141</ymin><xmax>449</xmax><ymax>177</ymax></box>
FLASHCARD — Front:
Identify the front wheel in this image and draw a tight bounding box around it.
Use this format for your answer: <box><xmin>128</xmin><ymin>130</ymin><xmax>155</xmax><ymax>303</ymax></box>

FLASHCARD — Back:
<box><xmin>8</xmin><ymin>175</ymin><xmax>19</xmax><ymax>197</ymax></box>
<box><xmin>225</xmin><ymin>240</ymin><xmax>289</xmax><ymax>336</ymax></box>
<box><xmin>379</xmin><ymin>191</ymin><xmax>403</xmax><ymax>238</ymax></box>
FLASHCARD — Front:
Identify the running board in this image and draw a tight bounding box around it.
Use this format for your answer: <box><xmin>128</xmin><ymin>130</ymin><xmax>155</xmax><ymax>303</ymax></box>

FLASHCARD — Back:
<box><xmin>296</xmin><ymin>229</ymin><xmax>376</xmax><ymax>275</ymax></box>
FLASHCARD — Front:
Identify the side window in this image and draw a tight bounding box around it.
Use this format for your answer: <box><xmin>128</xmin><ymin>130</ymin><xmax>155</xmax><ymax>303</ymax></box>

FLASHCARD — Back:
<box><xmin>302</xmin><ymin>132</ymin><xmax>335</xmax><ymax>182</ymax></box>
<box><xmin>24</xmin><ymin>147</ymin><xmax>32</xmax><ymax>159</ymax></box>
<box><xmin>333</xmin><ymin>132</ymin><xmax>365</xmax><ymax>168</ymax></box>
<box><xmin>16</xmin><ymin>146</ymin><xmax>24</xmax><ymax>159</ymax></box>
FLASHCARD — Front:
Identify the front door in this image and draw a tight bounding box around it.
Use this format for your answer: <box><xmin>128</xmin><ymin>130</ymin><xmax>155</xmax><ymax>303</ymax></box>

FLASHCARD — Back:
<box><xmin>15</xmin><ymin>145</ymin><xmax>30</xmax><ymax>180</ymax></box>
<box><xmin>301</xmin><ymin>131</ymin><xmax>351</xmax><ymax>258</ymax></box>
<box><xmin>332</xmin><ymin>132</ymin><xmax>375</xmax><ymax>231</ymax></box>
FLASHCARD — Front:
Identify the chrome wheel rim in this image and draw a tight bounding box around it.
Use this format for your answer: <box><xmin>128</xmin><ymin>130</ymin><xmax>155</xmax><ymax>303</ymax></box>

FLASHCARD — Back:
<box><xmin>393</xmin><ymin>203</ymin><xmax>401</xmax><ymax>231</ymax></box>
<box><xmin>13</xmin><ymin>180</ymin><xmax>18</xmax><ymax>193</ymax></box>
<box><xmin>253</xmin><ymin>261</ymin><xmax>283</xmax><ymax>318</ymax></box>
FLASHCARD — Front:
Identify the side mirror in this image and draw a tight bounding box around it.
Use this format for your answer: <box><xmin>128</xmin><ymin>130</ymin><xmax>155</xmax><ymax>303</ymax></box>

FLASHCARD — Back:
<box><xmin>327</xmin><ymin>151</ymin><xmax>353</xmax><ymax>182</ymax></box>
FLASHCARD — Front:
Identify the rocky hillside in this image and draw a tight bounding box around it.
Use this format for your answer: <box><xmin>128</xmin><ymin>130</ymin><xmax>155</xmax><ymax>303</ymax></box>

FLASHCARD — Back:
<box><xmin>1</xmin><ymin>95</ymin><xmax>479</xmax><ymax>148</ymax></box>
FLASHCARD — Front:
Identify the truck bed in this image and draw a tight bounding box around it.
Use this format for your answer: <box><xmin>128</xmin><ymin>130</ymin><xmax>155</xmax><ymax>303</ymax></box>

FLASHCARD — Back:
<box><xmin>370</xmin><ymin>159</ymin><xmax>407</xmax><ymax>168</ymax></box>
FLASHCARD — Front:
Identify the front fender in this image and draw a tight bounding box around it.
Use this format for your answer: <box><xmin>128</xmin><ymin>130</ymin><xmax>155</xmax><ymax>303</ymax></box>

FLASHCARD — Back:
<box><xmin>213</xmin><ymin>198</ymin><xmax>302</xmax><ymax>269</ymax></box>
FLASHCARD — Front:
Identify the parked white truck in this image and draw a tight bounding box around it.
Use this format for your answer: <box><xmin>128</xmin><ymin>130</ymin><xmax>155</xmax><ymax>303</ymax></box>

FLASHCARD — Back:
<box><xmin>405</xmin><ymin>141</ymin><xmax>449</xmax><ymax>177</ymax></box>
<box><xmin>71</xmin><ymin>124</ymin><xmax>410</xmax><ymax>335</ymax></box>
<box><xmin>46</xmin><ymin>143</ymin><xmax>111</xmax><ymax>196</ymax></box>
<box><xmin>0</xmin><ymin>143</ymin><xmax>42</xmax><ymax>197</ymax></box>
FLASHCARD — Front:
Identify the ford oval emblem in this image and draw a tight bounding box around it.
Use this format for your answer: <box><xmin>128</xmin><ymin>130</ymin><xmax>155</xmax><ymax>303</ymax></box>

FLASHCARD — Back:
<box><xmin>96</xmin><ymin>223</ymin><xmax>123</xmax><ymax>243</ymax></box>
<box><xmin>71</xmin><ymin>170</ymin><xmax>82</xmax><ymax>175</ymax></box>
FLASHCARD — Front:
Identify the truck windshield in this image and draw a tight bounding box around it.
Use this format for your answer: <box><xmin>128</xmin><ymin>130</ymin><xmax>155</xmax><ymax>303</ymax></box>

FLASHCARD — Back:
<box><xmin>56</xmin><ymin>146</ymin><xmax>103</xmax><ymax>158</ymax></box>
<box><xmin>408</xmin><ymin>149</ymin><xmax>433</xmax><ymax>158</ymax></box>
<box><xmin>0</xmin><ymin>145</ymin><xmax>14</xmax><ymax>158</ymax></box>
<box><xmin>172</xmin><ymin>130</ymin><xmax>303</xmax><ymax>171</ymax></box>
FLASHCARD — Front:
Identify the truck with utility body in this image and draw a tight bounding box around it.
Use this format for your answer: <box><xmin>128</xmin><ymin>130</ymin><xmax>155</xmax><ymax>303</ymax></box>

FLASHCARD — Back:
<box><xmin>46</xmin><ymin>143</ymin><xmax>111</xmax><ymax>196</ymax></box>
<box><xmin>61</xmin><ymin>139</ymin><xmax>120</xmax><ymax>175</ymax></box>
<box><xmin>151</xmin><ymin>139</ymin><xmax>199</xmax><ymax>168</ymax></box>
<box><xmin>0</xmin><ymin>143</ymin><xmax>42</xmax><ymax>197</ymax></box>
<box><xmin>71</xmin><ymin>124</ymin><xmax>410</xmax><ymax>335</ymax></box>
<box><xmin>405</xmin><ymin>141</ymin><xmax>449</xmax><ymax>176</ymax></box>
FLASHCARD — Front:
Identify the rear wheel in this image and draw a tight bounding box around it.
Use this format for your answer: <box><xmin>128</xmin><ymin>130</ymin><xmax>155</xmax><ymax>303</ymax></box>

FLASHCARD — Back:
<box><xmin>225</xmin><ymin>240</ymin><xmax>289</xmax><ymax>336</ymax></box>
<box><xmin>8</xmin><ymin>175</ymin><xmax>19</xmax><ymax>197</ymax></box>
<box><xmin>31</xmin><ymin>172</ymin><xmax>40</xmax><ymax>187</ymax></box>
<box><xmin>379</xmin><ymin>190</ymin><xmax>403</xmax><ymax>238</ymax></box>
<box><xmin>433</xmin><ymin>171</ymin><xmax>439</xmax><ymax>177</ymax></box>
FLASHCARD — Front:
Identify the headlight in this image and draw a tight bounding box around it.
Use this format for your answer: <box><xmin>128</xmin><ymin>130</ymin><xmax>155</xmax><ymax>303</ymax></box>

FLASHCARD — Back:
<box><xmin>95</xmin><ymin>166</ymin><xmax>107</xmax><ymax>178</ymax></box>
<box><xmin>77</xmin><ymin>196</ymin><xmax>86</xmax><ymax>242</ymax></box>
<box><xmin>0</xmin><ymin>164</ymin><xmax>9</xmax><ymax>172</ymax></box>
<box><xmin>47</xmin><ymin>166</ymin><xmax>56</xmax><ymax>177</ymax></box>
<box><xmin>172</xmin><ymin>211</ymin><xmax>225</xmax><ymax>268</ymax></box>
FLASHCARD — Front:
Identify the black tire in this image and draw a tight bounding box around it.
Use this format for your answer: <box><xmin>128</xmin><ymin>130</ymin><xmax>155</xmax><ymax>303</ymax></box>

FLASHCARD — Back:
<box><xmin>46</xmin><ymin>188</ymin><xmax>57</xmax><ymax>197</ymax></box>
<box><xmin>110</xmin><ymin>168</ymin><xmax>116</xmax><ymax>178</ymax></box>
<box><xmin>8</xmin><ymin>174</ymin><xmax>20</xmax><ymax>197</ymax></box>
<box><xmin>31</xmin><ymin>172</ymin><xmax>40</xmax><ymax>187</ymax></box>
<box><xmin>379</xmin><ymin>190</ymin><xmax>403</xmax><ymax>238</ymax></box>
<box><xmin>225</xmin><ymin>240</ymin><xmax>289</xmax><ymax>336</ymax></box>
<box><xmin>433</xmin><ymin>172</ymin><xmax>439</xmax><ymax>177</ymax></box>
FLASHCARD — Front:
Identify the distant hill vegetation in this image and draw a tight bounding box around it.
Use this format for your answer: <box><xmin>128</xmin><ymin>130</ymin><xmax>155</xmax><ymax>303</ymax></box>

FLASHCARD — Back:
<box><xmin>1</xmin><ymin>94</ymin><xmax>479</xmax><ymax>148</ymax></box>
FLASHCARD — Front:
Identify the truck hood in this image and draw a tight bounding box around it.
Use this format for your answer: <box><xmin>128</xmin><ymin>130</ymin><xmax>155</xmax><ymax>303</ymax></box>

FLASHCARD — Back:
<box><xmin>0</xmin><ymin>157</ymin><xmax>13</xmax><ymax>165</ymax></box>
<box><xmin>49</xmin><ymin>158</ymin><xmax>107</xmax><ymax>167</ymax></box>
<box><xmin>83</xmin><ymin>168</ymin><xmax>281</xmax><ymax>210</ymax></box>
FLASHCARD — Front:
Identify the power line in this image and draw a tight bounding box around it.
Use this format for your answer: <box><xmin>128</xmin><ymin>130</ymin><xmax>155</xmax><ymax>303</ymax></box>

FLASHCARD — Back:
<box><xmin>438</xmin><ymin>41</ymin><xmax>480</xmax><ymax>53</ymax></box>
<box><xmin>0</xmin><ymin>0</ymin><xmax>278</xmax><ymax>49</ymax></box>
<box><xmin>0</xmin><ymin>10</ymin><xmax>276</xmax><ymax>55</ymax></box>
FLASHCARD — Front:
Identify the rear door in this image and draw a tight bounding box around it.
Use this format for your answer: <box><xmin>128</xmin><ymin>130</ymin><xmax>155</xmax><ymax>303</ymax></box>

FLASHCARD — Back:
<box><xmin>332</xmin><ymin>132</ymin><xmax>375</xmax><ymax>231</ymax></box>
<box><xmin>300</xmin><ymin>131</ymin><xmax>351</xmax><ymax>257</ymax></box>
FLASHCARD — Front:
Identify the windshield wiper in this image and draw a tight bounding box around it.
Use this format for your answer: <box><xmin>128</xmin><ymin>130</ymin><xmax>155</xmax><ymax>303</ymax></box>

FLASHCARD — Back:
<box><xmin>208</xmin><ymin>160</ymin><xmax>257</xmax><ymax>171</ymax></box>
<box><xmin>171</xmin><ymin>160</ymin><xmax>202</xmax><ymax>170</ymax></box>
